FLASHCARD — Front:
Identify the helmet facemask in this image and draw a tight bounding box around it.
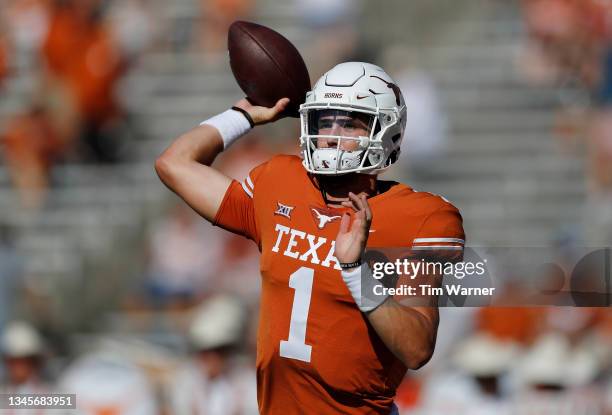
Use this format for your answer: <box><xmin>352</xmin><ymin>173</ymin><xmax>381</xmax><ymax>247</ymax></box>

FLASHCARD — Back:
<box><xmin>300</xmin><ymin>107</ymin><xmax>388</xmax><ymax>175</ymax></box>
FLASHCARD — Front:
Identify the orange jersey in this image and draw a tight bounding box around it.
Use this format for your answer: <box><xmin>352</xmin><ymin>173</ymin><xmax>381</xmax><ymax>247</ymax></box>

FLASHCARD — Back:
<box><xmin>214</xmin><ymin>155</ymin><xmax>465</xmax><ymax>415</ymax></box>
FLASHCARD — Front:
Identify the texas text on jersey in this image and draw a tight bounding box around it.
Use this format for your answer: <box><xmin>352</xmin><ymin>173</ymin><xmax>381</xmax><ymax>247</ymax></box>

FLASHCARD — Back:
<box><xmin>214</xmin><ymin>154</ymin><xmax>464</xmax><ymax>414</ymax></box>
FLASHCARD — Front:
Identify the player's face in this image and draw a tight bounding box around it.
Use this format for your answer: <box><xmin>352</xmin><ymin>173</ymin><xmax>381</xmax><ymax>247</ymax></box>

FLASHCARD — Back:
<box><xmin>311</xmin><ymin>110</ymin><xmax>373</xmax><ymax>151</ymax></box>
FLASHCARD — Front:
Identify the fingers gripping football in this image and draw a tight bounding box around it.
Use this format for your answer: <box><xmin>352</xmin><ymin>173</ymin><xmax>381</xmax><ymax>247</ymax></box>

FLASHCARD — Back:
<box><xmin>335</xmin><ymin>193</ymin><xmax>372</xmax><ymax>264</ymax></box>
<box><xmin>233</xmin><ymin>97</ymin><xmax>290</xmax><ymax>126</ymax></box>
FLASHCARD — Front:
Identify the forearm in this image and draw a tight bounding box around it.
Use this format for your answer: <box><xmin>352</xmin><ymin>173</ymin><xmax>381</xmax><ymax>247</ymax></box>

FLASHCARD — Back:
<box><xmin>366</xmin><ymin>299</ymin><xmax>439</xmax><ymax>369</ymax></box>
<box><xmin>157</xmin><ymin>124</ymin><xmax>224</xmax><ymax>167</ymax></box>
<box><xmin>339</xmin><ymin>260</ymin><xmax>439</xmax><ymax>369</ymax></box>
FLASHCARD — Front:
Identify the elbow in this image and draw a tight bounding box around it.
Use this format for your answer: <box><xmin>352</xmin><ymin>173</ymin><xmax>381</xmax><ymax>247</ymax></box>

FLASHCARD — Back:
<box><xmin>402</xmin><ymin>310</ymin><xmax>439</xmax><ymax>370</ymax></box>
<box><xmin>403</xmin><ymin>339</ymin><xmax>436</xmax><ymax>370</ymax></box>
<box><xmin>155</xmin><ymin>153</ymin><xmax>176</xmax><ymax>185</ymax></box>
<box><xmin>405</xmin><ymin>347</ymin><xmax>434</xmax><ymax>370</ymax></box>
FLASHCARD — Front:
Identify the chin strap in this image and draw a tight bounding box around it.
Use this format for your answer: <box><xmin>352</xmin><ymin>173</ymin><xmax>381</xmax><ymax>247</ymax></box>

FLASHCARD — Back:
<box><xmin>310</xmin><ymin>174</ymin><xmax>330</xmax><ymax>206</ymax></box>
<box><xmin>320</xmin><ymin>187</ymin><xmax>330</xmax><ymax>206</ymax></box>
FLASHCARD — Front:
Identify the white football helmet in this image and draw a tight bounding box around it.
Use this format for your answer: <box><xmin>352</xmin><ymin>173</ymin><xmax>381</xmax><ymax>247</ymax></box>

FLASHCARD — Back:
<box><xmin>299</xmin><ymin>62</ymin><xmax>407</xmax><ymax>175</ymax></box>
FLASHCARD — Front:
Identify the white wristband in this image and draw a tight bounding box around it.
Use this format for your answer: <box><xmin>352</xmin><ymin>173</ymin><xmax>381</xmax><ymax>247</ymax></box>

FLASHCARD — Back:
<box><xmin>200</xmin><ymin>109</ymin><xmax>252</xmax><ymax>149</ymax></box>
<box><xmin>341</xmin><ymin>263</ymin><xmax>388</xmax><ymax>313</ymax></box>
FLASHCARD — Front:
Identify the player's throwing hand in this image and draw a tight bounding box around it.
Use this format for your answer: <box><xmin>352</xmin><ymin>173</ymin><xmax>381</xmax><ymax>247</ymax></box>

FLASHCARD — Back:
<box><xmin>234</xmin><ymin>97</ymin><xmax>290</xmax><ymax>126</ymax></box>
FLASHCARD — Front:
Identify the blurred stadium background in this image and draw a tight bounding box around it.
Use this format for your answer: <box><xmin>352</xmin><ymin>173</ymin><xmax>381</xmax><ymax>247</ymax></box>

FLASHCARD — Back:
<box><xmin>0</xmin><ymin>0</ymin><xmax>611</xmax><ymax>413</ymax></box>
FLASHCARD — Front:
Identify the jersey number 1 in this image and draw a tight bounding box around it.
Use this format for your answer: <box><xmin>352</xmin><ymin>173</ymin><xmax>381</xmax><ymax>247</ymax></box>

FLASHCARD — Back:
<box><xmin>280</xmin><ymin>267</ymin><xmax>314</xmax><ymax>363</ymax></box>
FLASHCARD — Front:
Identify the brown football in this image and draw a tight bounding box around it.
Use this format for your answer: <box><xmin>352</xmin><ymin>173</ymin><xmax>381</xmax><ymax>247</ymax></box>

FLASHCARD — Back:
<box><xmin>228</xmin><ymin>21</ymin><xmax>311</xmax><ymax>118</ymax></box>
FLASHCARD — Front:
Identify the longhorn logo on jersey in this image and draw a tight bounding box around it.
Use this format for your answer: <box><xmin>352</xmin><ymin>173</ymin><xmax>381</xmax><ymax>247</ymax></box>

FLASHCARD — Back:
<box><xmin>310</xmin><ymin>206</ymin><xmax>341</xmax><ymax>229</ymax></box>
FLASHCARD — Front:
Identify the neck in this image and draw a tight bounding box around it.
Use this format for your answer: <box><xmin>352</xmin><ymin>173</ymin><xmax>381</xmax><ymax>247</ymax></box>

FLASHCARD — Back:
<box><xmin>314</xmin><ymin>174</ymin><xmax>378</xmax><ymax>207</ymax></box>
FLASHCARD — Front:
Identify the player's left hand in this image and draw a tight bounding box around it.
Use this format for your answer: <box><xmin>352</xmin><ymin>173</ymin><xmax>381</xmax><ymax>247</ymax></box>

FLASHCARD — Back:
<box><xmin>335</xmin><ymin>192</ymin><xmax>372</xmax><ymax>264</ymax></box>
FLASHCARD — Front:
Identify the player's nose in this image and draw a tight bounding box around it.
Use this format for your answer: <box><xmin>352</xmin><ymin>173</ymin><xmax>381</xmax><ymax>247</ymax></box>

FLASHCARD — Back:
<box><xmin>329</xmin><ymin>122</ymin><xmax>343</xmax><ymax>136</ymax></box>
<box><xmin>318</xmin><ymin>137</ymin><xmax>338</xmax><ymax>148</ymax></box>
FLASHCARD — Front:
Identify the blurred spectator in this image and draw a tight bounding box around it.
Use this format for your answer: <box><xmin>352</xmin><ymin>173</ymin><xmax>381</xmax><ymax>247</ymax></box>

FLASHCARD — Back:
<box><xmin>106</xmin><ymin>0</ymin><xmax>157</xmax><ymax>63</ymax></box>
<box><xmin>59</xmin><ymin>351</ymin><xmax>158</xmax><ymax>415</ymax></box>
<box><xmin>393</xmin><ymin>375</ymin><xmax>422</xmax><ymax>414</ymax></box>
<box><xmin>0</xmin><ymin>321</ymin><xmax>50</xmax><ymax>394</ymax></box>
<box><xmin>2</xmin><ymin>0</ymin><xmax>49</xmax><ymax>65</ymax></box>
<box><xmin>520</xmin><ymin>0</ymin><xmax>612</xmax><ymax>245</ymax></box>
<box><xmin>584</xmin><ymin>82</ymin><xmax>612</xmax><ymax>244</ymax></box>
<box><xmin>166</xmin><ymin>295</ymin><xmax>258</xmax><ymax>415</ymax></box>
<box><xmin>582</xmin><ymin>3</ymin><xmax>612</xmax><ymax>243</ymax></box>
<box><xmin>476</xmin><ymin>307</ymin><xmax>542</xmax><ymax>345</ymax></box>
<box><xmin>520</xmin><ymin>0</ymin><xmax>601</xmax><ymax>87</ymax></box>
<box><xmin>512</xmin><ymin>333</ymin><xmax>603</xmax><ymax>413</ymax></box>
<box><xmin>587</xmin><ymin>109</ymin><xmax>612</xmax><ymax>189</ymax></box>
<box><xmin>198</xmin><ymin>0</ymin><xmax>253</xmax><ymax>56</ymax></box>
<box><xmin>544</xmin><ymin>308</ymin><xmax>599</xmax><ymax>339</ymax></box>
<box><xmin>296</xmin><ymin>0</ymin><xmax>363</xmax><ymax>80</ymax></box>
<box><xmin>0</xmin><ymin>32</ymin><xmax>9</xmax><ymax>87</ymax></box>
<box><xmin>416</xmin><ymin>334</ymin><xmax>518</xmax><ymax>414</ymax></box>
<box><xmin>1</xmin><ymin>105</ymin><xmax>63</xmax><ymax>209</ymax></box>
<box><xmin>452</xmin><ymin>334</ymin><xmax>520</xmax><ymax>398</ymax></box>
<box><xmin>144</xmin><ymin>202</ymin><xmax>225</xmax><ymax>309</ymax></box>
<box><xmin>41</xmin><ymin>0</ymin><xmax>127</xmax><ymax>163</ymax></box>
<box><xmin>392</xmin><ymin>67</ymin><xmax>449</xmax><ymax>176</ymax></box>
<box><xmin>591</xmin><ymin>309</ymin><xmax>612</xmax><ymax>365</ymax></box>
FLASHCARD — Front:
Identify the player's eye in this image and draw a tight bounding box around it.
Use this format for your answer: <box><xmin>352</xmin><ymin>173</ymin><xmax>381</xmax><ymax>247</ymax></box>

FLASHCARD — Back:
<box><xmin>318</xmin><ymin>120</ymin><xmax>333</xmax><ymax>130</ymax></box>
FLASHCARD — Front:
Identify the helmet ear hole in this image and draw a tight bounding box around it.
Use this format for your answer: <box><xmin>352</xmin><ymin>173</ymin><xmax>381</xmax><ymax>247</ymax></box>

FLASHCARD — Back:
<box><xmin>391</xmin><ymin>134</ymin><xmax>401</xmax><ymax>144</ymax></box>
<box><xmin>386</xmin><ymin>150</ymin><xmax>399</xmax><ymax>167</ymax></box>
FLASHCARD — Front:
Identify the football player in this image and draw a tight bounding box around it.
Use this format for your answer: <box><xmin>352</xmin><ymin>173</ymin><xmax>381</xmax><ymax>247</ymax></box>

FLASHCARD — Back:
<box><xmin>156</xmin><ymin>62</ymin><xmax>465</xmax><ymax>414</ymax></box>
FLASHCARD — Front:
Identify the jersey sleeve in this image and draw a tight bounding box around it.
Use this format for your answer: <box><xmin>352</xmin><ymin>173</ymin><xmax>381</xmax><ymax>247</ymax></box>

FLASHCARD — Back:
<box><xmin>411</xmin><ymin>205</ymin><xmax>465</xmax><ymax>262</ymax></box>
<box><xmin>213</xmin><ymin>161</ymin><xmax>268</xmax><ymax>245</ymax></box>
